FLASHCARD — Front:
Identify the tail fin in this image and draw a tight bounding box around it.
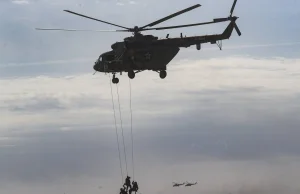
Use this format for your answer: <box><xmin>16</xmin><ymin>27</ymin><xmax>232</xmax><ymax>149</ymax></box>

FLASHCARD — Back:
<box><xmin>221</xmin><ymin>17</ymin><xmax>241</xmax><ymax>39</ymax></box>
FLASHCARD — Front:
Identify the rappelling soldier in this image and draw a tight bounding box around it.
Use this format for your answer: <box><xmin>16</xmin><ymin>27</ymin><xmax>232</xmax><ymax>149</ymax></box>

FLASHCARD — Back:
<box><xmin>129</xmin><ymin>181</ymin><xmax>139</xmax><ymax>194</ymax></box>
<box><xmin>120</xmin><ymin>188</ymin><xmax>127</xmax><ymax>194</ymax></box>
<box><xmin>123</xmin><ymin>176</ymin><xmax>132</xmax><ymax>191</ymax></box>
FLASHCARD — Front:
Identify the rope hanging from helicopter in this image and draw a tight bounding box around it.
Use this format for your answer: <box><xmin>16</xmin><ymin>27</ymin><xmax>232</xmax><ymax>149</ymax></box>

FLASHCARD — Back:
<box><xmin>116</xmin><ymin>83</ymin><xmax>129</xmax><ymax>176</ymax></box>
<box><xmin>109</xmin><ymin>73</ymin><xmax>124</xmax><ymax>183</ymax></box>
<box><xmin>129</xmin><ymin>78</ymin><xmax>135</xmax><ymax>180</ymax></box>
<box><xmin>108</xmin><ymin>73</ymin><xmax>136</xmax><ymax>184</ymax></box>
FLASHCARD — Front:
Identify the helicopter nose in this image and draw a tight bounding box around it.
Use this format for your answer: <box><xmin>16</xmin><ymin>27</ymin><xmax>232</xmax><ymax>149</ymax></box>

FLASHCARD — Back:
<box><xmin>93</xmin><ymin>62</ymin><xmax>102</xmax><ymax>72</ymax></box>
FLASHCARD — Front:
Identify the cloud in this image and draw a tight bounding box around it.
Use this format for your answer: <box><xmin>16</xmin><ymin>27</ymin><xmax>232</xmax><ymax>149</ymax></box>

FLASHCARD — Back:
<box><xmin>1</xmin><ymin>56</ymin><xmax>300</xmax><ymax>194</ymax></box>
<box><xmin>183</xmin><ymin>41</ymin><xmax>300</xmax><ymax>53</ymax></box>
<box><xmin>116</xmin><ymin>0</ymin><xmax>137</xmax><ymax>6</ymax></box>
<box><xmin>11</xmin><ymin>0</ymin><xmax>29</xmax><ymax>4</ymax></box>
<box><xmin>0</xmin><ymin>57</ymin><xmax>95</xmax><ymax>68</ymax></box>
<box><xmin>1</xmin><ymin>56</ymin><xmax>300</xmax><ymax>130</ymax></box>
<box><xmin>2</xmin><ymin>150</ymin><xmax>300</xmax><ymax>194</ymax></box>
<box><xmin>4</xmin><ymin>96</ymin><xmax>65</xmax><ymax>112</ymax></box>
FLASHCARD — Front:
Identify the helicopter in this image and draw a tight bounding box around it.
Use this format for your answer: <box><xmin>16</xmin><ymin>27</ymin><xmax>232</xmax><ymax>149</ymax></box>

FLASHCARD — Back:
<box><xmin>185</xmin><ymin>182</ymin><xmax>198</xmax><ymax>187</ymax></box>
<box><xmin>36</xmin><ymin>0</ymin><xmax>241</xmax><ymax>84</ymax></box>
<box><xmin>172</xmin><ymin>182</ymin><xmax>185</xmax><ymax>187</ymax></box>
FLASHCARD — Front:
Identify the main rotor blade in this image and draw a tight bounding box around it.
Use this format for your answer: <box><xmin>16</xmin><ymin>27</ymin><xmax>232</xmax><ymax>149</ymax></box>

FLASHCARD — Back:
<box><xmin>141</xmin><ymin>20</ymin><xmax>222</xmax><ymax>31</ymax></box>
<box><xmin>35</xmin><ymin>28</ymin><xmax>129</xmax><ymax>32</ymax></box>
<box><xmin>140</xmin><ymin>4</ymin><xmax>201</xmax><ymax>29</ymax></box>
<box><xmin>230</xmin><ymin>0</ymin><xmax>238</xmax><ymax>16</ymax></box>
<box><xmin>63</xmin><ymin>10</ymin><xmax>131</xmax><ymax>30</ymax></box>
<box><xmin>213</xmin><ymin>17</ymin><xmax>230</xmax><ymax>22</ymax></box>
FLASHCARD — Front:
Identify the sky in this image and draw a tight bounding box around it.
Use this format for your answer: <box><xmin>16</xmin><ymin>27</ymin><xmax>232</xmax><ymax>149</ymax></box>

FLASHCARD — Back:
<box><xmin>1</xmin><ymin>0</ymin><xmax>300</xmax><ymax>194</ymax></box>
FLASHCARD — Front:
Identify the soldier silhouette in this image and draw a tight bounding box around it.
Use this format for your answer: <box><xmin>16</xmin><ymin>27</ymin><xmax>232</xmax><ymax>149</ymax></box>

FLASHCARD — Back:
<box><xmin>123</xmin><ymin>176</ymin><xmax>132</xmax><ymax>191</ymax></box>
<box><xmin>129</xmin><ymin>181</ymin><xmax>139</xmax><ymax>194</ymax></box>
<box><xmin>120</xmin><ymin>188</ymin><xmax>127</xmax><ymax>194</ymax></box>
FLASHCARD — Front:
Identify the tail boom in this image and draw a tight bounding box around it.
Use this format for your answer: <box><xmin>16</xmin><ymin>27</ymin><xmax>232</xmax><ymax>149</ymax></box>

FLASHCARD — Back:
<box><xmin>154</xmin><ymin>18</ymin><xmax>241</xmax><ymax>49</ymax></box>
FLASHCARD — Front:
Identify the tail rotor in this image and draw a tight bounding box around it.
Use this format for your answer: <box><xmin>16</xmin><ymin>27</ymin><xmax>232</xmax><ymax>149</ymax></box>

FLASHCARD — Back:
<box><xmin>213</xmin><ymin>0</ymin><xmax>241</xmax><ymax>36</ymax></box>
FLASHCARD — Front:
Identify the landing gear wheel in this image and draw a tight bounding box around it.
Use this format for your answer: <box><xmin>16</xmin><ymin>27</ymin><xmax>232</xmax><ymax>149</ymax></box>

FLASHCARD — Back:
<box><xmin>112</xmin><ymin>77</ymin><xmax>119</xmax><ymax>84</ymax></box>
<box><xmin>128</xmin><ymin>70</ymin><xmax>135</xmax><ymax>79</ymax></box>
<box><xmin>159</xmin><ymin>70</ymin><xmax>167</xmax><ymax>79</ymax></box>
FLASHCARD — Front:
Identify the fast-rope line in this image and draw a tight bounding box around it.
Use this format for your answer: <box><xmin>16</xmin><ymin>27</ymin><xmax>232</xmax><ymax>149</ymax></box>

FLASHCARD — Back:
<box><xmin>108</xmin><ymin>74</ymin><xmax>124</xmax><ymax>183</ymax></box>
<box><xmin>116</xmin><ymin>83</ymin><xmax>129</xmax><ymax>176</ymax></box>
<box><xmin>129</xmin><ymin>78</ymin><xmax>135</xmax><ymax>180</ymax></box>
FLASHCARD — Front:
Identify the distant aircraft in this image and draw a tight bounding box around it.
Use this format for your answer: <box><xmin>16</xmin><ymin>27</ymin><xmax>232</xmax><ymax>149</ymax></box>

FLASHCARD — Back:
<box><xmin>172</xmin><ymin>182</ymin><xmax>185</xmax><ymax>187</ymax></box>
<box><xmin>185</xmin><ymin>182</ymin><xmax>197</xmax><ymax>187</ymax></box>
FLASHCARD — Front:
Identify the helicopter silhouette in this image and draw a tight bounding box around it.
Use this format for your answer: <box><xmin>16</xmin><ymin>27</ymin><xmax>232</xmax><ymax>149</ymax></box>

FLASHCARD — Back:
<box><xmin>36</xmin><ymin>0</ymin><xmax>241</xmax><ymax>84</ymax></box>
<box><xmin>172</xmin><ymin>182</ymin><xmax>185</xmax><ymax>187</ymax></box>
<box><xmin>185</xmin><ymin>182</ymin><xmax>197</xmax><ymax>187</ymax></box>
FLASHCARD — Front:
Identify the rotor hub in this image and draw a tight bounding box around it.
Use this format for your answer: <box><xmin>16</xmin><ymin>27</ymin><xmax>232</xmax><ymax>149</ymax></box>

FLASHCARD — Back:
<box><xmin>133</xmin><ymin>26</ymin><xmax>139</xmax><ymax>33</ymax></box>
<box><xmin>230</xmin><ymin>16</ymin><xmax>239</xmax><ymax>21</ymax></box>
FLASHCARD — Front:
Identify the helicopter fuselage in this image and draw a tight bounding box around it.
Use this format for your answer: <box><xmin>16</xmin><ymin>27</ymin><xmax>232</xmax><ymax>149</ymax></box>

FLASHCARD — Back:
<box><xmin>93</xmin><ymin>19</ymin><xmax>235</xmax><ymax>77</ymax></box>
<box><xmin>94</xmin><ymin>34</ymin><xmax>180</xmax><ymax>74</ymax></box>
<box><xmin>94</xmin><ymin>44</ymin><xmax>180</xmax><ymax>73</ymax></box>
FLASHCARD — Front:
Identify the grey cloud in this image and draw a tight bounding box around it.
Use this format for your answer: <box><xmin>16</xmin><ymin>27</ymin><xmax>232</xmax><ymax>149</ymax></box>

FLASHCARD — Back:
<box><xmin>207</xmin><ymin>64</ymin><xmax>288</xmax><ymax>71</ymax></box>
<box><xmin>184</xmin><ymin>86</ymin><xmax>265</xmax><ymax>95</ymax></box>
<box><xmin>3</xmin><ymin>86</ymin><xmax>300</xmax><ymax>175</ymax></box>
<box><xmin>11</xmin><ymin>0</ymin><xmax>30</xmax><ymax>5</ymax></box>
<box><xmin>1</xmin><ymin>94</ymin><xmax>112</xmax><ymax>113</ymax></box>
<box><xmin>1</xmin><ymin>117</ymin><xmax>300</xmax><ymax>185</ymax></box>
<box><xmin>0</xmin><ymin>128</ymin><xmax>118</xmax><ymax>184</ymax></box>
<box><xmin>217</xmin><ymin>182</ymin><xmax>299</xmax><ymax>194</ymax></box>
<box><xmin>136</xmin><ymin>116</ymin><xmax>300</xmax><ymax>163</ymax></box>
<box><xmin>5</xmin><ymin>97</ymin><xmax>65</xmax><ymax>112</ymax></box>
<box><xmin>129</xmin><ymin>89</ymin><xmax>300</xmax><ymax>162</ymax></box>
<box><xmin>1</xmin><ymin>86</ymin><xmax>300</xmax><ymax>193</ymax></box>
